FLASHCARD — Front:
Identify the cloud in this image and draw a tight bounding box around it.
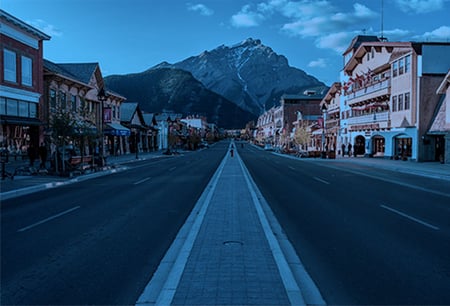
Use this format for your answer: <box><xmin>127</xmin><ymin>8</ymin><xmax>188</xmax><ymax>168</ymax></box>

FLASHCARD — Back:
<box><xmin>27</xmin><ymin>19</ymin><xmax>62</xmax><ymax>37</ymax></box>
<box><xmin>231</xmin><ymin>5</ymin><xmax>265</xmax><ymax>28</ymax></box>
<box><xmin>416</xmin><ymin>25</ymin><xmax>450</xmax><ymax>40</ymax></box>
<box><xmin>394</xmin><ymin>0</ymin><xmax>445</xmax><ymax>13</ymax></box>
<box><xmin>230</xmin><ymin>1</ymin><xmax>379</xmax><ymax>52</ymax></box>
<box><xmin>308</xmin><ymin>58</ymin><xmax>327</xmax><ymax>68</ymax></box>
<box><xmin>187</xmin><ymin>3</ymin><xmax>214</xmax><ymax>16</ymax></box>
<box><xmin>281</xmin><ymin>2</ymin><xmax>377</xmax><ymax>38</ymax></box>
<box><xmin>316</xmin><ymin>32</ymin><xmax>353</xmax><ymax>53</ymax></box>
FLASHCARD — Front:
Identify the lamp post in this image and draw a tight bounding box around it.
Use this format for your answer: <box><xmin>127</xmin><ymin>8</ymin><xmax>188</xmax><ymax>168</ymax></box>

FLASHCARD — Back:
<box><xmin>97</xmin><ymin>87</ymin><xmax>108</xmax><ymax>167</ymax></box>
<box><xmin>135</xmin><ymin>129</ymin><xmax>139</xmax><ymax>159</ymax></box>
<box><xmin>321</xmin><ymin>103</ymin><xmax>328</xmax><ymax>159</ymax></box>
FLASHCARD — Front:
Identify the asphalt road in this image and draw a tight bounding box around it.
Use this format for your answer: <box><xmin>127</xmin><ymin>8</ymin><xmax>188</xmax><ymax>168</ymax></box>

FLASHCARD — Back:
<box><xmin>239</xmin><ymin>143</ymin><xmax>450</xmax><ymax>305</ymax></box>
<box><xmin>1</xmin><ymin>142</ymin><xmax>227</xmax><ymax>305</ymax></box>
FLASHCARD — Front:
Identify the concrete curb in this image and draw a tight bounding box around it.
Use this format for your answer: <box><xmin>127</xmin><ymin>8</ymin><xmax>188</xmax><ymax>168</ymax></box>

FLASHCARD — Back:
<box><xmin>0</xmin><ymin>166</ymin><xmax>128</xmax><ymax>201</ymax></box>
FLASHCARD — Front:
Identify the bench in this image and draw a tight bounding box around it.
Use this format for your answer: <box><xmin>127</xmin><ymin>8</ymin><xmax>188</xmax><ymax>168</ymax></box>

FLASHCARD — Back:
<box><xmin>68</xmin><ymin>155</ymin><xmax>94</xmax><ymax>173</ymax></box>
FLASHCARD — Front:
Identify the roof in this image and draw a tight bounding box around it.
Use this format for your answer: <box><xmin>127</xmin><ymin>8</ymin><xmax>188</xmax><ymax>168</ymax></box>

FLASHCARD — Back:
<box><xmin>44</xmin><ymin>59</ymin><xmax>90</xmax><ymax>86</ymax></box>
<box><xmin>142</xmin><ymin>113</ymin><xmax>157</xmax><ymax>126</ymax></box>
<box><xmin>57</xmin><ymin>63</ymin><xmax>99</xmax><ymax>84</ymax></box>
<box><xmin>343</xmin><ymin>35</ymin><xmax>380</xmax><ymax>55</ymax></box>
<box><xmin>0</xmin><ymin>9</ymin><xmax>51</xmax><ymax>40</ymax></box>
<box><xmin>120</xmin><ymin>102</ymin><xmax>139</xmax><ymax>122</ymax></box>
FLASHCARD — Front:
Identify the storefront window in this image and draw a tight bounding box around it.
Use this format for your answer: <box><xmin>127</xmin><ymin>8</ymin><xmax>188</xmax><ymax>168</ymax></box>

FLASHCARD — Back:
<box><xmin>6</xmin><ymin>99</ymin><xmax>18</xmax><ymax>116</ymax></box>
<box><xmin>19</xmin><ymin>101</ymin><xmax>29</xmax><ymax>117</ymax></box>
<box><xmin>0</xmin><ymin>98</ymin><xmax>6</xmax><ymax>115</ymax></box>
<box><xmin>396</xmin><ymin>137</ymin><xmax>412</xmax><ymax>158</ymax></box>
<box><xmin>30</xmin><ymin>103</ymin><xmax>37</xmax><ymax>118</ymax></box>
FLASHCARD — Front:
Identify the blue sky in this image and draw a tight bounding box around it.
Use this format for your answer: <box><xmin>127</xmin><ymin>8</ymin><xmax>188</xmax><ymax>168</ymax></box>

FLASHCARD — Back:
<box><xmin>3</xmin><ymin>0</ymin><xmax>450</xmax><ymax>86</ymax></box>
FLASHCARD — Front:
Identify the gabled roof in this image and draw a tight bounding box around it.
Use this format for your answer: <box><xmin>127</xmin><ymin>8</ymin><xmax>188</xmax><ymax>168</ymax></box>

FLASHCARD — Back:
<box><xmin>343</xmin><ymin>35</ymin><xmax>380</xmax><ymax>55</ymax></box>
<box><xmin>0</xmin><ymin>9</ymin><xmax>51</xmax><ymax>40</ymax></box>
<box><xmin>57</xmin><ymin>63</ymin><xmax>99</xmax><ymax>84</ymax></box>
<box><xmin>44</xmin><ymin>59</ymin><xmax>90</xmax><ymax>86</ymax></box>
<box><xmin>142</xmin><ymin>113</ymin><xmax>157</xmax><ymax>126</ymax></box>
<box><xmin>120</xmin><ymin>102</ymin><xmax>139</xmax><ymax>122</ymax></box>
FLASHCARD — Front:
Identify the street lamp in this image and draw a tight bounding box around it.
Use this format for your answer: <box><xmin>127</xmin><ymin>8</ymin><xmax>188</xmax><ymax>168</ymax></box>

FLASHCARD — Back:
<box><xmin>321</xmin><ymin>103</ymin><xmax>328</xmax><ymax>159</ymax></box>
<box><xmin>97</xmin><ymin>87</ymin><xmax>108</xmax><ymax>167</ymax></box>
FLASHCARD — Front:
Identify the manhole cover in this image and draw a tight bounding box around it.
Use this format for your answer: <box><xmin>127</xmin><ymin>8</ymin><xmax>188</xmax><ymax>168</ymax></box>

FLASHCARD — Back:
<box><xmin>223</xmin><ymin>240</ymin><xmax>244</xmax><ymax>246</ymax></box>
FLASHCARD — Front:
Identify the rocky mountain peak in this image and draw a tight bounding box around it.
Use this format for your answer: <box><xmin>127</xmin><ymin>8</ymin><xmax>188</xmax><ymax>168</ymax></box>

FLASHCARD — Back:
<box><xmin>167</xmin><ymin>39</ymin><xmax>325</xmax><ymax>115</ymax></box>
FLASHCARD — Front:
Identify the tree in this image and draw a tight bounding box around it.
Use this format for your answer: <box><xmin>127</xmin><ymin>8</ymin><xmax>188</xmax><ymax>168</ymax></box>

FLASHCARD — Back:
<box><xmin>49</xmin><ymin>107</ymin><xmax>77</xmax><ymax>174</ymax></box>
<box><xmin>294</xmin><ymin>121</ymin><xmax>311</xmax><ymax>151</ymax></box>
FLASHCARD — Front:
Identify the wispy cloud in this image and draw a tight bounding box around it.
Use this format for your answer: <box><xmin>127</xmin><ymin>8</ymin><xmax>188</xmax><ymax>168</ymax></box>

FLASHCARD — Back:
<box><xmin>27</xmin><ymin>19</ymin><xmax>62</xmax><ymax>37</ymax></box>
<box><xmin>394</xmin><ymin>0</ymin><xmax>446</xmax><ymax>13</ymax></box>
<box><xmin>230</xmin><ymin>1</ymin><xmax>378</xmax><ymax>52</ymax></box>
<box><xmin>415</xmin><ymin>25</ymin><xmax>450</xmax><ymax>40</ymax></box>
<box><xmin>231</xmin><ymin>4</ymin><xmax>265</xmax><ymax>28</ymax></box>
<box><xmin>308</xmin><ymin>58</ymin><xmax>327</xmax><ymax>68</ymax></box>
<box><xmin>187</xmin><ymin>3</ymin><xmax>214</xmax><ymax>16</ymax></box>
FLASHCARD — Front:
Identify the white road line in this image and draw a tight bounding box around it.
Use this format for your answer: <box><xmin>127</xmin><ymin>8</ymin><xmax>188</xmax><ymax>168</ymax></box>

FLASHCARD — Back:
<box><xmin>288</xmin><ymin>166</ymin><xmax>296</xmax><ymax>171</ymax></box>
<box><xmin>237</xmin><ymin>152</ymin><xmax>306</xmax><ymax>305</ymax></box>
<box><xmin>134</xmin><ymin>177</ymin><xmax>151</xmax><ymax>185</ymax></box>
<box><xmin>169</xmin><ymin>167</ymin><xmax>177</xmax><ymax>172</ymax></box>
<box><xmin>18</xmin><ymin>206</ymin><xmax>81</xmax><ymax>233</ymax></box>
<box><xmin>136</xmin><ymin>151</ymin><xmax>229</xmax><ymax>305</ymax></box>
<box><xmin>313</xmin><ymin>177</ymin><xmax>330</xmax><ymax>185</ymax></box>
<box><xmin>380</xmin><ymin>204</ymin><xmax>440</xmax><ymax>231</ymax></box>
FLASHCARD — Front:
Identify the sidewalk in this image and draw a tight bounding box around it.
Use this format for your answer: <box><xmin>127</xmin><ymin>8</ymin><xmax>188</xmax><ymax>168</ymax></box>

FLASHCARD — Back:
<box><xmin>329</xmin><ymin>155</ymin><xmax>450</xmax><ymax>181</ymax></box>
<box><xmin>136</xmin><ymin>144</ymin><xmax>322</xmax><ymax>305</ymax></box>
<box><xmin>0</xmin><ymin>150</ymin><xmax>169</xmax><ymax>200</ymax></box>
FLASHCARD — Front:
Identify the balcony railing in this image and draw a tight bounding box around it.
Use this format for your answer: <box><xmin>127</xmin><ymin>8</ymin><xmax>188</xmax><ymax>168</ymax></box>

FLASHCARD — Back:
<box><xmin>348</xmin><ymin>111</ymin><xmax>389</xmax><ymax>129</ymax></box>
<box><xmin>346</xmin><ymin>79</ymin><xmax>391</xmax><ymax>104</ymax></box>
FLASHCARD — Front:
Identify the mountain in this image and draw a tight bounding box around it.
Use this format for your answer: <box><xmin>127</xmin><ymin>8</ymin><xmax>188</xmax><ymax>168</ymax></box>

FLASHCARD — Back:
<box><xmin>104</xmin><ymin>68</ymin><xmax>255</xmax><ymax>129</ymax></box>
<box><xmin>156</xmin><ymin>38</ymin><xmax>328</xmax><ymax>115</ymax></box>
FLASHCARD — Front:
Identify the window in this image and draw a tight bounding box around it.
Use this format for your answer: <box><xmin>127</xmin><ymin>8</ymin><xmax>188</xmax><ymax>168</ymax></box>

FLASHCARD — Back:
<box><xmin>399</xmin><ymin>58</ymin><xmax>404</xmax><ymax>75</ymax></box>
<box><xmin>3</xmin><ymin>49</ymin><xmax>17</xmax><ymax>82</ymax></box>
<box><xmin>71</xmin><ymin>95</ymin><xmax>77</xmax><ymax>112</ymax></box>
<box><xmin>0</xmin><ymin>98</ymin><xmax>6</xmax><ymax>115</ymax></box>
<box><xmin>404</xmin><ymin>92</ymin><xmax>410</xmax><ymax>110</ymax></box>
<box><xmin>371</xmin><ymin>48</ymin><xmax>375</xmax><ymax>59</ymax></box>
<box><xmin>30</xmin><ymin>103</ymin><xmax>37</xmax><ymax>118</ymax></box>
<box><xmin>19</xmin><ymin>101</ymin><xmax>29</xmax><ymax>117</ymax></box>
<box><xmin>21</xmin><ymin>56</ymin><xmax>32</xmax><ymax>86</ymax></box>
<box><xmin>405</xmin><ymin>55</ymin><xmax>411</xmax><ymax>73</ymax></box>
<box><xmin>392</xmin><ymin>61</ymin><xmax>398</xmax><ymax>77</ymax></box>
<box><xmin>6</xmin><ymin>99</ymin><xmax>18</xmax><ymax>116</ymax></box>
<box><xmin>392</xmin><ymin>96</ymin><xmax>397</xmax><ymax>112</ymax></box>
<box><xmin>398</xmin><ymin>94</ymin><xmax>404</xmax><ymax>111</ymax></box>
<box><xmin>50</xmin><ymin>89</ymin><xmax>57</xmax><ymax>109</ymax></box>
<box><xmin>367</xmin><ymin>53</ymin><xmax>370</xmax><ymax>61</ymax></box>
<box><xmin>59</xmin><ymin>91</ymin><xmax>66</xmax><ymax>110</ymax></box>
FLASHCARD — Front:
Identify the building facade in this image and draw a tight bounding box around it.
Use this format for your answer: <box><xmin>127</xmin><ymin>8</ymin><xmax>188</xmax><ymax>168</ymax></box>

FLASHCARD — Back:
<box><xmin>1</xmin><ymin>9</ymin><xmax>50</xmax><ymax>157</ymax></box>
<box><xmin>342</xmin><ymin>38</ymin><xmax>450</xmax><ymax>161</ymax></box>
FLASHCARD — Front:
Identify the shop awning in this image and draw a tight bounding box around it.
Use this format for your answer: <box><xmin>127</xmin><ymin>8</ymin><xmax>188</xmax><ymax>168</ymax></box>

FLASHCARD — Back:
<box><xmin>104</xmin><ymin>123</ymin><xmax>131</xmax><ymax>136</ymax></box>
<box><xmin>0</xmin><ymin>116</ymin><xmax>42</xmax><ymax>126</ymax></box>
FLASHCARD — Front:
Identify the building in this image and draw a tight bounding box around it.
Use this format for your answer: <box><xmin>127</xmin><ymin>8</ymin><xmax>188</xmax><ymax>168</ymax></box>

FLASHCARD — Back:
<box><xmin>342</xmin><ymin>36</ymin><xmax>450</xmax><ymax>161</ymax></box>
<box><xmin>320</xmin><ymin>82</ymin><xmax>342</xmax><ymax>156</ymax></box>
<box><xmin>120</xmin><ymin>102</ymin><xmax>147</xmax><ymax>155</ymax></box>
<box><xmin>429</xmin><ymin>70</ymin><xmax>450</xmax><ymax>163</ymax></box>
<box><xmin>43</xmin><ymin>61</ymin><xmax>128</xmax><ymax>158</ymax></box>
<box><xmin>1</xmin><ymin>9</ymin><xmax>50</xmax><ymax>157</ymax></box>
